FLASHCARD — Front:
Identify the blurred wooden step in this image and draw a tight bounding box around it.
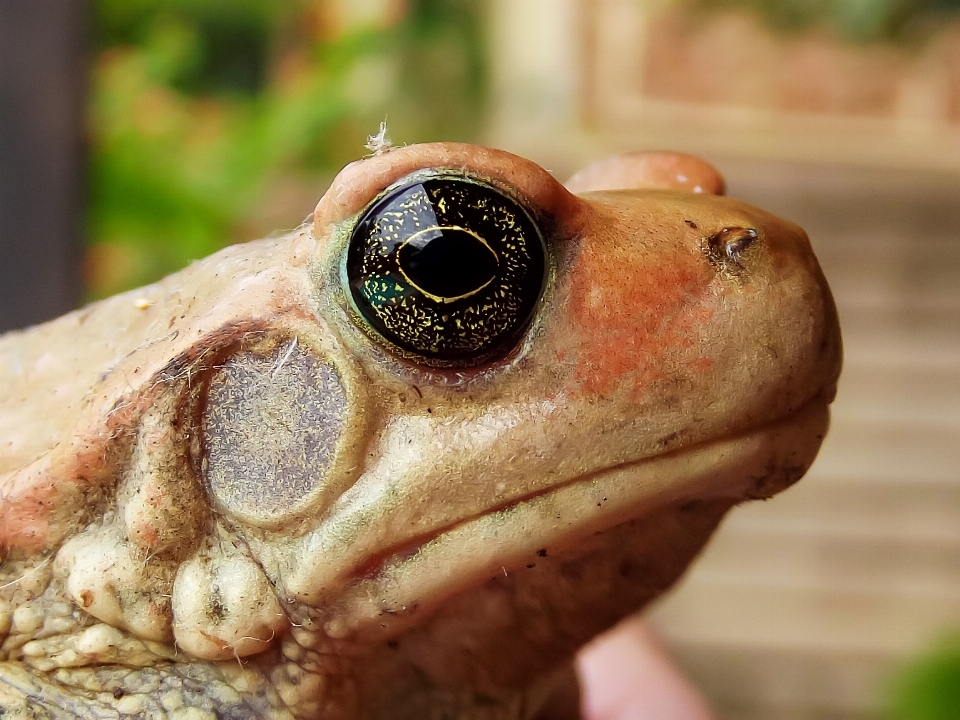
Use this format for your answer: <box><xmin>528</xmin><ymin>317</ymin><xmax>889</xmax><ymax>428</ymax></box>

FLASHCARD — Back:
<box><xmin>811</xmin><ymin>419</ymin><xmax>960</xmax><ymax>484</ymax></box>
<box><xmin>684</xmin><ymin>516</ymin><xmax>960</xmax><ymax>592</ymax></box>
<box><xmin>830</xmin><ymin>364</ymin><xmax>960</xmax><ymax>425</ymax></box>
<box><xmin>725</xmin><ymin>477</ymin><xmax>960</xmax><ymax>543</ymax></box>
<box><xmin>652</xmin><ymin>161</ymin><xmax>960</xmax><ymax>719</ymax></box>
<box><xmin>838</xmin><ymin>315</ymin><xmax>960</xmax><ymax>370</ymax></box>
<box><xmin>662</xmin><ymin>641</ymin><xmax>893</xmax><ymax>720</ymax></box>
<box><xmin>651</xmin><ymin>577</ymin><xmax>960</xmax><ymax>655</ymax></box>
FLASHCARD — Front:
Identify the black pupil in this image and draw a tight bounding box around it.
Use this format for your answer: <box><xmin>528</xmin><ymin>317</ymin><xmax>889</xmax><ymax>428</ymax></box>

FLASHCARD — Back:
<box><xmin>345</xmin><ymin>176</ymin><xmax>546</xmax><ymax>365</ymax></box>
<box><xmin>398</xmin><ymin>228</ymin><xmax>498</xmax><ymax>300</ymax></box>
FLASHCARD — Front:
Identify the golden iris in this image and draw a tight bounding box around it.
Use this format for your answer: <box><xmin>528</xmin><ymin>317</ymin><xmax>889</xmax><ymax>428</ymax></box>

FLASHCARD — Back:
<box><xmin>346</xmin><ymin>175</ymin><xmax>546</xmax><ymax>365</ymax></box>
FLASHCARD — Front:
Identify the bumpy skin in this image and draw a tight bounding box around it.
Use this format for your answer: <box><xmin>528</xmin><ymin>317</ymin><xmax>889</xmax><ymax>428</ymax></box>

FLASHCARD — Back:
<box><xmin>0</xmin><ymin>144</ymin><xmax>841</xmax><ymax>719</ymax></box>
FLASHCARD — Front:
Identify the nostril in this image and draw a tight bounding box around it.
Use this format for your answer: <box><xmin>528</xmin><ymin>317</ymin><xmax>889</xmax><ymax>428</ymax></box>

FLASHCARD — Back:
<box><xmin>719</xmin><ymin>227</ymin><xmax>758</xmax><ymax>259</ymax></box>
<box><xmin>703</xmin><ymin>226</ymin><xmax>759</xmax><ymax>276</ymax></box>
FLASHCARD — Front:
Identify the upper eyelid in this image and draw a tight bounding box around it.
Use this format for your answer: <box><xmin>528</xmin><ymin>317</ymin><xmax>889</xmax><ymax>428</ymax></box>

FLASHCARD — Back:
<box><xmin>312</xmin><ymin>144</ymin><xmax>575</xmax><ymax>237</ymax></box>
<box><xmin>358</xmin><ymin>168</ymin><xmax>535</xmax><ymax>220</ymax></box>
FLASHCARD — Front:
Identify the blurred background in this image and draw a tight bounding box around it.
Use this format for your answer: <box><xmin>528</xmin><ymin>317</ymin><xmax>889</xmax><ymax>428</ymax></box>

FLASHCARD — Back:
<box><xmin>1</xmin><ymin>0</ymin><xmax>958</xmax><ymax>717</ymax></box>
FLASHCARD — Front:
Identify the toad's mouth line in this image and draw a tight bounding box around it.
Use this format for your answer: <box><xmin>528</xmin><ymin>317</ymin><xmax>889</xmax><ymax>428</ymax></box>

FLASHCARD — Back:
<box><xmin>322</xmin><ymin>397</ymin><xmax>830</xmax><ymax>639</ymax></box>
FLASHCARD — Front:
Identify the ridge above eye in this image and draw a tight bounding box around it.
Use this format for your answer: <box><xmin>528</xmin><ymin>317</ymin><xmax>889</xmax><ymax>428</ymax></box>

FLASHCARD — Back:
<box><xmin>345</xmin><ymin>174</ymin><xmax>546</xmax><ymax>367</ymax></box>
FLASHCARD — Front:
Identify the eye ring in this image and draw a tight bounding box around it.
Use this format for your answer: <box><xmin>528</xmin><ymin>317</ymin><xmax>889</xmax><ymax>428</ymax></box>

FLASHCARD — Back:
<box><xmin>344</xmin><ymin>173</ymin><xmax>547</xmax><ymax>367</ymax></box>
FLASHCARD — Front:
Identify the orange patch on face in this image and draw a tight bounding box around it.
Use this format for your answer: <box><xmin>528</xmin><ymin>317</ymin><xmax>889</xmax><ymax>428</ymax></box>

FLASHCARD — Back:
<box><xmin>568</xmin><ymin>240</ymin><xmax>715</xmax><ymax>397</ymax></box>
<box><xmin>127</xmin><ymin>519</ymin><xmax>160</xmax><ymax>549</ymax></box>
<box><xmin>0</xmin><ymin>482</ymin><xmax>55</xmax><ymax>551</ymax></box>
<box><xmin>0</xmin><ymin>420</ymin><xmax>126</xmax><ymax>553</ymax></box>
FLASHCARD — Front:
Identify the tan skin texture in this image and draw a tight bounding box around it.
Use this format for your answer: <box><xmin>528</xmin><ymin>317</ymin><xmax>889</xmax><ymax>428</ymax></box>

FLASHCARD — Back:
<box><xmin>0</xmin><ymin>144</ymin><xmax>841</xmax><ymax>719</ymax></box>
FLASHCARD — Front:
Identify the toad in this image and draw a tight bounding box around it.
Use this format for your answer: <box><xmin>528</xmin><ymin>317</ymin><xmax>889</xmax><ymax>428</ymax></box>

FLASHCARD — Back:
<box><xmin>0</xmin><ymin>144</ymin><xmax>841</xmax><ymax>719</ymax></box>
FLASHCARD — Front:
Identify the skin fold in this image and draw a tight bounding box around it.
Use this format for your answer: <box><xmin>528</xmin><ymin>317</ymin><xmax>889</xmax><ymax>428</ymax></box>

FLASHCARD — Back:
<box><xmin>0</xmin><ymin>144</ymin><xmax>841</xmax><ymax>719</ymax></box>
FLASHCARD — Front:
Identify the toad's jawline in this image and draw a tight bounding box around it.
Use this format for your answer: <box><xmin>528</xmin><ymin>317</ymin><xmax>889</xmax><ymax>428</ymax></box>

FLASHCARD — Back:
<box><xmin>323</xmin><ymin>394</ymin><xmax>831</xmax><ymax>639</ymax></box>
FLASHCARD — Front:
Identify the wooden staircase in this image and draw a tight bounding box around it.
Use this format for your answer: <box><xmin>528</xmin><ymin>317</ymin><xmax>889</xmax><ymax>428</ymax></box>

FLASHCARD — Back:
<box><xmin>650</xmin><ymin>163</ymin><xmax>960</xmax><ymax>719</ymax></box>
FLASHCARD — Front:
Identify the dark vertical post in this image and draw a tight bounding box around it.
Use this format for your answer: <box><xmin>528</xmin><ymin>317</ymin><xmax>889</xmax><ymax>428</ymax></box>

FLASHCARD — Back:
<box><xmin>0</xmin><ymin>0</ymin><xmax>86</xmax><ymax>332</ymax></box>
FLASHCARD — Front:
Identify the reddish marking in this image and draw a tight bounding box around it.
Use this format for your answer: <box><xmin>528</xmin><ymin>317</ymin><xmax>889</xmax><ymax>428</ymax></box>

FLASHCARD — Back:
<box><xmin>568</xmin><ymin>241</ymin><xmax>715</xmax><ymax>397</ymax></box>
<box><xmin>0</xmin><ymin>483</ymin><xmax>55</xmax><ymax>551</ymax></box>
<box><xmin>0</xmin><ymin>392</ymin><xmax>146</xmax><ymax>552</ymax></box>
<box><xmin>130</xmin><ymin>521</ymin><xmax>161</xmax><ymax>549</ymax></box>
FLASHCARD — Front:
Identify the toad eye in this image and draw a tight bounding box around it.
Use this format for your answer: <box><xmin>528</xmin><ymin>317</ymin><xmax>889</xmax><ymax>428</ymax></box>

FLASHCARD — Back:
<box><xmin>345</xmin><ymin>175</ymin><xmax>547</xmax><ymax>366</ymax></box>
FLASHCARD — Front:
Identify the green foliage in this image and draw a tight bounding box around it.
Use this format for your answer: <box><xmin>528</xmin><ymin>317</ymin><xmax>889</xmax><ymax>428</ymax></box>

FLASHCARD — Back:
<box><xmin>94</xmin><ymin>0</ymin><xmax>285</xmax><ymax>94</ymax></box>
<box><xmin>884</xmin><ymin>632</ymin><xmax>960</xmax><ymax>720</ymax></box>
<box><xmin>87</xmin><ymin>0</ymin><xmax>487</xmax><ymax>296</ymax></box>
<box><xmin>688</xmin><ymin>0</ymin><xmax>960</xmax><ymax>41</ymax></box>
<box><xmin>390</xmin><ymin>0</ymin><xmax>488</xmax><ymax>141</ymax></box>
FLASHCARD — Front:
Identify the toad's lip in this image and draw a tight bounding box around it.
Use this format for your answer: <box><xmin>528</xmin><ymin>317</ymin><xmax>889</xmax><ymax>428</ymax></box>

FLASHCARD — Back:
<box><xmin>321</xmin><ymin>396</ymin><xmax>831</xmax><ymax>640</ymax></box>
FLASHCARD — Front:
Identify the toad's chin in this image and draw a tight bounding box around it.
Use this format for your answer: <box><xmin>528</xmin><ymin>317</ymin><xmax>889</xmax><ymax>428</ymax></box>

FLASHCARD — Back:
<box><xmin>325</xmin><ymin>395</ymin><xmax>831</xmax><ymax>640</ymax></box>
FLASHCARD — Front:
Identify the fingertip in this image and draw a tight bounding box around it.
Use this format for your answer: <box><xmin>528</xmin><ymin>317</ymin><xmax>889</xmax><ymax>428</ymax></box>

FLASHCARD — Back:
<box><xmin>577</xmin><ymin>617</ymin><xmax>717</xmax><ymax>720</ymax></box>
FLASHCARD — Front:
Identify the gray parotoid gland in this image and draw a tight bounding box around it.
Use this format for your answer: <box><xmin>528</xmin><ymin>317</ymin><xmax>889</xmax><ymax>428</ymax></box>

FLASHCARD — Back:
<box><xmin>0</xmin><ymin>144</ymin><xmax>841</xmax><ymax>719</ymax></box>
